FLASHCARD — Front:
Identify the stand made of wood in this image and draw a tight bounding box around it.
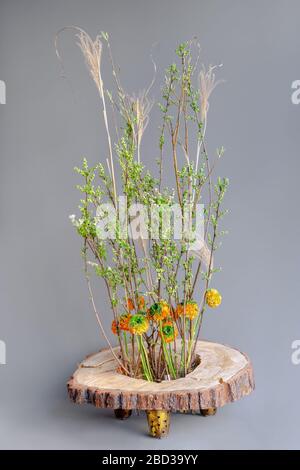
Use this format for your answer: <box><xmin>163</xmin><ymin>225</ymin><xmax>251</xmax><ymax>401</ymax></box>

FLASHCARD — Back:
<box><xmin>67</xmin><ymin>340</ymin><xmax>254</xmax><ymax>438</ymax></box>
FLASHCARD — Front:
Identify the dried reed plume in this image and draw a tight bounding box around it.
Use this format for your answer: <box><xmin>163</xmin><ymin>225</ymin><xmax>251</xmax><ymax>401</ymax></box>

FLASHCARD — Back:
<box><xmin>194</xmin><ymin>64</ymin><xmax>223</xmax><ymax>196</ymax></box>
<box><xmin>128</xmin><ymin>90</ymin><xmax>153</xmax><ymax>163</ymax></box>
<box><xmin>76</xmin><ymin>31</ymin><xmax>103</xmax><ymax>89</ymax></box>
<box><xmin>188</xmin><ymin>238</ymin><xmax>213</xmax><ymax>270</ymax></box>
<box><xmin>76</xmin><ymin>29</ymin><xmax>117</xmax><ymax>203</ymax></box>
<box><xmin>199</xmin><ymin>64</ymin><xmax>222</xmax><ymax>122</ymax></box>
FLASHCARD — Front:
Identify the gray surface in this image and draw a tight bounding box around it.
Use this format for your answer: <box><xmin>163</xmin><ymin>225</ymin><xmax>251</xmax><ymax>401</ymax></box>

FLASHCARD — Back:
<box><xmin>0</xmin><ymin>0</ymin><xmax>299</xmax><ymax>449</ymax></box>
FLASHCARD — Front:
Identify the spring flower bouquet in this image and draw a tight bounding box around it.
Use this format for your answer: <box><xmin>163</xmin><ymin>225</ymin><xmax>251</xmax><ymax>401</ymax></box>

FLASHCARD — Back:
<box><xmin>63</xmin><ymin>29</ymin><xmax>228</xmax><ymax>382</ymax></box>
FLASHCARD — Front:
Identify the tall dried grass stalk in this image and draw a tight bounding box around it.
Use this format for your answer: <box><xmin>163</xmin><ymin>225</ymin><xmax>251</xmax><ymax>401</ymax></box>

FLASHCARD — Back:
<box><xmin>199</xmin><ymin>64</ymin><xmax>222</xmax><ymax>122</ymax></box>
<box><xmin>76</xmin><ymin>30</ymin><xmax>117</xmax><ymax>203</ymax></box>
<box><xmin>194</xmin><ymin>65</ymin><xmax>223</xmax><ymax>200</ymax></box>
<box><xmin>188</xmin><ymin>238</ymin><xmax>213</xmax><ymax>270</ymax></box>
<box><xmin>128</xmin><ymin>91</ymin><xmax>153</xmax><ymax>163</ymax></box>
<box><xmin>55</xmin><ymin>27</ymin><xmax>117</xmax><ymax>203</ymax></box>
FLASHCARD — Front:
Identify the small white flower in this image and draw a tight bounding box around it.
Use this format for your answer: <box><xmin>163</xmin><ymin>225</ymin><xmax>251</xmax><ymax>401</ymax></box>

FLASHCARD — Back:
<box><xmin>87</xmin><ymin>261</ymin><xmax>98</xmax><ymax>268</ymax></box>
<box><xmin>69</xmin><ymin>214</ymin><xmax>79</xmax><ymax>227</ymax></box>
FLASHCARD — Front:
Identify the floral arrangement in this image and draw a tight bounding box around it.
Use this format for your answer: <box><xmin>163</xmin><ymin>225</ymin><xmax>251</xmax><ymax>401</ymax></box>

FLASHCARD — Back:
<box><xmin>62</xmin><ymin>29</ymin><xmax>228</xmax><ymax>382</ymax></box>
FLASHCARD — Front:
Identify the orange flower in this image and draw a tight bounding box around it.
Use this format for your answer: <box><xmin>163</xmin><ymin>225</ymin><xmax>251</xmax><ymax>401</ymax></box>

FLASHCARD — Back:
<box><xmin>175</xmin><ymin>301</ymin><xmax>199</xmax><ymax>320</ymax></box>
<box><xmin>161</xmin><ymin>319</ymin><xmax>178</xmax><ymax>343</ymax></box>
<box><xmin>160</xmin><ymin>300</ymin><xmax>170</xmax><ymax>318</ymax></box>
<box><xmin>127</xmin><ymin>298</ymin><xmax>135</xmax><ymax>311</ymax></box>
<box><xmin>138</xmin><ymin>296</ymin><xmax>145</xmax><ymax>309</ymax></box>
<box><xmin>148</xmin><ymin>302</ymin><xmax>169</xmax><ymax>322</ymax></box>
<box><xmin>175</xmin><ymin>303</ymin><xmax>184</xmax><ymax>319</ymax></box>
<box><xmin>119</xmin><ymin>313</ymin><xmax>132</xmax><ymax>332</ymax></box>
<box><xmin>185</xmin><ymin>301</ymin><xmax>199</xmax><ymax>320</ymax></box>
<box><xmin>111</xmin><ymin>319</ymin><xmax>118</xmax><ymax>335</ymax></box>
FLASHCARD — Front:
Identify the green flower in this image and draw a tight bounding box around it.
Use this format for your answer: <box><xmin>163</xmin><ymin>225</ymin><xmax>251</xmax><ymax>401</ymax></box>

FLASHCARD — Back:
<box><xmin>129</xmin><ymin>314</ymin><xmax>149</xmax><ymax>335</ymax></box>
<box><xmin>161</xmin><ymin>320</ymin><xmax>178</xmax><ymax>343</ymax></box>
<box><xmin>148</xmin><ymin>303</ymin><xmax>165</xmax><ymax>321</ymax></box>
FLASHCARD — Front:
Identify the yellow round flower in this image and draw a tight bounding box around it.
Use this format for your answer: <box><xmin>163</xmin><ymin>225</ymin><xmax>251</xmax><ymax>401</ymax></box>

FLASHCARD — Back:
<box><xmin>128</xmin><ymin>314</ymin><xmax>149</xmax><ymax>335</ymax></box>
<box><xmin>205</xmin><ymin>289</ymin><xmax>222</xmax><ymax>308</ymax></box>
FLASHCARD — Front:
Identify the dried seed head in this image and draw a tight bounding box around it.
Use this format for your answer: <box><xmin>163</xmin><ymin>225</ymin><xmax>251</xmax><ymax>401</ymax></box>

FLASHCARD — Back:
<box><xmin>199</xmin><ymin>64</ymin><xmax>223</xmax><ymax>122</ymax></box>
<box><xmin>77</xmin><ymin>30</ymin><xmax>103</xmax><ymax>93</ymax></box>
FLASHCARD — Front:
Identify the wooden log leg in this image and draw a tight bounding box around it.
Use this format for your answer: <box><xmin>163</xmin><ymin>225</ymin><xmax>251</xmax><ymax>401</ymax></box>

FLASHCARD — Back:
<box><xmin>200</xmin><ymin>407</ymin><xmax>217</xmax><ymax>416</ymax></box>
<box><xmin>146</xmin><ymin>410</ymin><xmax>170</xmax><ymax>438</ymax></box>
<box><xmin>114</xmin><ymin>409</ymin><xmax>132</xmax><ymax>420</ymax></box>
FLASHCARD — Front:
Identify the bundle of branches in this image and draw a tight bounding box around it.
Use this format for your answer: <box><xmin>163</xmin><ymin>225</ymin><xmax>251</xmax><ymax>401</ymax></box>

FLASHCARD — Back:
<box><xmin>57</xmin><ymin>29</ymin><xmax>228</xmax><ymax>382</ymax></box>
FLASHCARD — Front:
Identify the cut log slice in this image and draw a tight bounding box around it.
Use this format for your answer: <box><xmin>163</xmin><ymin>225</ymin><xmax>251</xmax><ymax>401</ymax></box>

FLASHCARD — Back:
<box><xmin>67</xmin><ymin>340</ymin><xmax>254</xmax><ymax>411</ymax></box>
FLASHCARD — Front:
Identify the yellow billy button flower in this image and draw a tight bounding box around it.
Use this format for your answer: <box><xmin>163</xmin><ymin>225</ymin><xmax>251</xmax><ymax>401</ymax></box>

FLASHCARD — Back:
<box><xmin>161</xmin><ymin>319</ymin><xmax>178</xmax><ymax>343</ymax></box>
<box><xmin>128</xmin><ymin>313</ymin><xmax>149</xmax><ymax>335</ymax></box>
<box><xmin>205</xmin><ymin>289</ymin><xmax>222</xmax><ymax>308</ymax></box>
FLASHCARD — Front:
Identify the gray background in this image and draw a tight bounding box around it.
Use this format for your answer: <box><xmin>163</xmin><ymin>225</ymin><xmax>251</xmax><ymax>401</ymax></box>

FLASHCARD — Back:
<box><xmin>0</xmin><ymin>0</ymin><xmax>299</xmax><ymax>450</ymax></box>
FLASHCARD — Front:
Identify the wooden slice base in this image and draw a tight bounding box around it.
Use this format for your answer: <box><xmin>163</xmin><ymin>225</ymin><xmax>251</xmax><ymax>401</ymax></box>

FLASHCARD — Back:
<box><xmin>67</xmin><ymin>340</ymin><xmax>254</xmax><ymax>437</ymax></box>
